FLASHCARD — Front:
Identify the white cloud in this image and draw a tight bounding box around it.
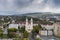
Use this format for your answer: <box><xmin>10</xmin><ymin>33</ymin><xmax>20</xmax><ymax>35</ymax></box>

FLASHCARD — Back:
<box><xmin>17</xmin><ymin>0</ymin><xmax>60</xmax><ymax>14</ymax></box>
<box><xmin>0</xmin><ymin>0</ymin><xmax>60</xmax><ymax>15</ymax></box>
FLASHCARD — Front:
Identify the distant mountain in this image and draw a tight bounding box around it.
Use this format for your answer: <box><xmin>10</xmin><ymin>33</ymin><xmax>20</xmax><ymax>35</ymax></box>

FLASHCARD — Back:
<box><xmin>0</xmin><ymin>11</ymin><xmax>20</xmax><ymax>16</ymax></box>
<box><xmin>17</xmin><ymin>12</ymin><xmax>60</xmax><ymax>19</ymax></box>
<box><xmin>0</xmin><ymin>11</ymin><xmax>60</xmax><ymax>18</ymax></box>
<box><xmin>21</xmin><ymin>12</ymin><xmax>60</xmax><ymax>18</ymax></box>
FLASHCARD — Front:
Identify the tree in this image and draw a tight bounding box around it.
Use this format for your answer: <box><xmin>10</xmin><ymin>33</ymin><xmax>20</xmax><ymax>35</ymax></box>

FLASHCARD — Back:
<box><xmin>8</xmin><ymin>32</ymin><xmax>16</xmax><ymax>38</ymax></box>
<box><xmin>20</xmin><ymin>38</ymin><xmax>29</xmax><ymax>40</ymax></box>
<box><xmin>8</xmin><ymin>28</ymin><xmax>18</xmax><ymax>32</ymax></box>
<box><xmin>0</xmin><ymin>28</ymin><xmax>3</xmax><ymax>38</ymax></box>
<box><xmin>36</xmin><ymin>38</ymin><xmax>41</xmax><ymax>40</ymax></box>
<box><xmin>23</xmin><ymin>31</ymin><xmax>29</xmax><ymax>38</ymax></box>
<box><xmin>32</xmin><ymin>26</ymin><xmax>41</xmax><ymax>33</ymax></box>
<box><xmin>19</xmin><ymin>26</ymin><xmax>25</xmax><ymax>33</ymax></box>
<box><xmin>8</xmin><ymin>28</ymin><xmax>18</xmax><ymax>38</ymax></box>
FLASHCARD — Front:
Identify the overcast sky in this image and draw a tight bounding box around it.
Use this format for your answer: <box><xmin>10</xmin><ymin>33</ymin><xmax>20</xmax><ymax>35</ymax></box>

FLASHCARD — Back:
<box><xmin>0</xmin><ymin>0</ymin><xmax>60</xmax><ymax>15</ymax></box>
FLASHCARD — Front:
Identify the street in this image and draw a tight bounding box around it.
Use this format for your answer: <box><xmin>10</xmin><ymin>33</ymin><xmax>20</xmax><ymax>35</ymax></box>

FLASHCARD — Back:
<box><xmin>41</xmin><ymin>36</ymin><xmax>60</xmax><ymax>40</ymax></box>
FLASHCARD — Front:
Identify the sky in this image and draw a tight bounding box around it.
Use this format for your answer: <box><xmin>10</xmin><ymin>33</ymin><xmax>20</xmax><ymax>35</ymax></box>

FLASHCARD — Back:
<box><xmin>0</xmin><ymin>0</ymin><xmax>60</xmax><ymax>15</ymax></box>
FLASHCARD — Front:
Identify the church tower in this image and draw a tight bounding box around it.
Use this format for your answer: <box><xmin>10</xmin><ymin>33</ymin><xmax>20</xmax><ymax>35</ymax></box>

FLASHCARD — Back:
<box><xmin>30</xmin><ymin>18</ymin><xmax>33</xmax><ymax>30</ymax></box>
<box><xmin>25</xmin><ymin>18</ymin><xmax>33</xmax><ymax>33</ymax></box>
<box><xmin>26</xmin><ymin>18</ymin><xmax>28</xmax><ymax>27</ymax></box>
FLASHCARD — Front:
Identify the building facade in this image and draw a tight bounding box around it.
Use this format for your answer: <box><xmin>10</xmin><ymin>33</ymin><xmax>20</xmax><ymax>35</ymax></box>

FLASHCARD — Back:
<box><xmin>25</xmin><ymin>18</ymin><xmax>33</xmax><ymax>33</ymax></box>
<box><xmin>54</xmin><ymin>22</ymin><xmax>60</xmax><ymax>37</ymax></box>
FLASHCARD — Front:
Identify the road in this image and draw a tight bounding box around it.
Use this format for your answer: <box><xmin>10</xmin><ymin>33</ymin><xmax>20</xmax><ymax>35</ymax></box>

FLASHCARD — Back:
<box><xmin>41</xmin><ymin>36</ymin><xmax>60</xmax><ymax>40</ymax></box>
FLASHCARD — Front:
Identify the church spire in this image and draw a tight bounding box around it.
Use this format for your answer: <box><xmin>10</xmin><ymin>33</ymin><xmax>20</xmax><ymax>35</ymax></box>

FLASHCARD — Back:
<box><xmin>31</xmin><ymin>18</ymin><xmax>33</xmax><ymax>25</ymax></box>
<box><xmin>26</xmin><ymin>18</ymin><xmax>28</xmax><ymax>27</ymax></box>
<box><xmin>30</xmin><ymin>18</ymin><xmax>33</xmax><ymax>29</ymax></box>
<box><xmin>25</xmin><ymin>18</ymin><xmax>33</xmax><ymax>33</ymax></box>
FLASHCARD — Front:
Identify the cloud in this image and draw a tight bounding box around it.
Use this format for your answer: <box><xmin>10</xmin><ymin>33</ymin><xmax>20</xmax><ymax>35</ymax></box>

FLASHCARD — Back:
<box><xmin>16</xmin><ymin>0</ymin><xmax>54</xmax><ymax>13</ymax></box>
<box><xmin>18</xmin><ymin>0</ymin><xmax>60</xmax><ymax>13</ymax></box>
<box><xmin>0</xmin><ymin>0</ymin><xmax>60</xmax><ymax>15</ymax></box>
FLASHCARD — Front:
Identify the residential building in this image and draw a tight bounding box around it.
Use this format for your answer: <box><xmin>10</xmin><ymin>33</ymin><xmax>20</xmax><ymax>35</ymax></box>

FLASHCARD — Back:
<box><xmin>54</xmin><ymin>22</ymin><xmax>60</xmax><ymax>37</ymax></box>
<box><xmin>39</xmin><ymin>24</ymin><xmax>54</xmax><ymax>36</ymax></box>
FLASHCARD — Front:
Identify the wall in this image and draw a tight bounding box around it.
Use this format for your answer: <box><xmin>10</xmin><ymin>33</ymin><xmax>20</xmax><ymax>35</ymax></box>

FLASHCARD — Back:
<box><xmin>39</xmin><ymin>30</ymin><xmax>53</xmax><ymax>36</ymax></box>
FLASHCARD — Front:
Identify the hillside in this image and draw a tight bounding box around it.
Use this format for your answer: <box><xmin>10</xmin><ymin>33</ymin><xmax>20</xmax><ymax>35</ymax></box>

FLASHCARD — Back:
<box><xmin>22</xmin><ymin>12</ymin><xmax>60</xmax><ymax>18</ymax></box>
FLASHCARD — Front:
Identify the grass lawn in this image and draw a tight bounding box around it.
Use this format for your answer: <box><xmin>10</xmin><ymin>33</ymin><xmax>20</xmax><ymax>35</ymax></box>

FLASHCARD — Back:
<box><xmin>2</xmin><ymin>34</ymin><xmax>19</xmax><ymax>38</ymax></box>
<box><xmin>20</xmin><ymin>38</ymin><xmax>29</xmax><ymax>40</ymax></box>
<box><xmin>13</xmin><ymin>38</ymin><xmax>29</xmax><ymax>40</ymax></box>
<box><xmin>2</xmin><ymin>34</ymin><xmax>8</xmax><ymax>38</ymax></box>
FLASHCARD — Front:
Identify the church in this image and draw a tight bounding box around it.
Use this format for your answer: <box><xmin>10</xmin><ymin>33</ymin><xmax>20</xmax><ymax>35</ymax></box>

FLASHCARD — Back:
<box><xmin>25</xmin><ymin>18</ymin><xmax>33</xmax><ymax>33</ymax></box>
<box><xmin>8</xmin><ymin>18</ymin><xmax>38</xmax><ymax>33</ymax></box>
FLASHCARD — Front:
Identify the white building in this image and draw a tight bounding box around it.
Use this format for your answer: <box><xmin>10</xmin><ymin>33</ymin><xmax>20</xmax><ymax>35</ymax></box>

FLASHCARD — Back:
<box><xmin>18</xmin><ymin>23</ymin><xmax>25</xmax><ymax>28</ymax></box>
<box><xmin>25</xmin><ymin>18</ymin><xmax>33</xmax><ymax>33</ymax></box>
<box><xmin>9</xmin><ymin>24</ymin><xmax>18</xmax><ymax>29</ymax></box>
<box><xmin>41</xmin><ymin>24</ymin><xmax>54</xmax><ymax>30</ymax></box>
<box><xmin>39</xmin><ymin>24</ymin><xmax>54</xmax><ymax>36</ymax></box>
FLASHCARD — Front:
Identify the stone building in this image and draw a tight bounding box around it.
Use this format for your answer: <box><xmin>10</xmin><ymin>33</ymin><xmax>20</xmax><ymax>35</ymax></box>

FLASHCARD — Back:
<box><xmin>25</xmin><ymin>18</ymin><xmax>33</xmax><ymax>33</ymax></box>
<box><xmin>54</xmin><ymin>22</ymin><xmax>60</xmax><ymax>37</ymax></box>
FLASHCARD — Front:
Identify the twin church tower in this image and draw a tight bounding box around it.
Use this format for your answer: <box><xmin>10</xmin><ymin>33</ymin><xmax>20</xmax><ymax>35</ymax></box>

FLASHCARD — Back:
<box><xmin>25</xmin><ymin>18</ymin><xmax>33</xmax><ymax>33</ymax></box>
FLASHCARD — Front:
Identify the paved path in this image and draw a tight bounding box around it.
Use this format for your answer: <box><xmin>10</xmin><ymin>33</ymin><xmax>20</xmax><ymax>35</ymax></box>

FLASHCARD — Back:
<box><xmin>3</xmin><ymin>28</ymin><xmax>8</xmax><ymax>34</ymax></box>
<box><xmin>41</xmin><ymin>36</ymin><xmax>60</xmax><ymax>40</ymax></box>
<box><xmin>0</xmin><ymin>39</ymin><xmax>13</xmax><ymax>40</ymax></box>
